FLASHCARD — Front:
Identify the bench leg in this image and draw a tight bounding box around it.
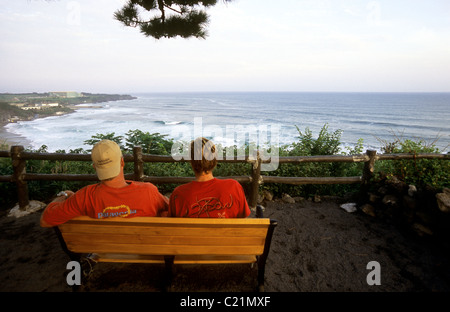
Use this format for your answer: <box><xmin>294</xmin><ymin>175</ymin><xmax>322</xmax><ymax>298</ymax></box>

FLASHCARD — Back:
<box><xmin>257</xmin><ymin>260</ymin><xmax>265</xmax><ymax>292</ymax></box>
<box><xmin>256</xmin><ymin>220</ymin><xmax>277</xmax><ymax>292</ymax></box>
<box><xmin>164</xmin><ymin>256</ymin><xmax>175</xmax><ymax>292</ymax></box>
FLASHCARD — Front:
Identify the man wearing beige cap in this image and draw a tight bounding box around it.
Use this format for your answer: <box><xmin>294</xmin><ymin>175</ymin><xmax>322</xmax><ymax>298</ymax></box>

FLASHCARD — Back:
<box><xmin>40</xmin><ymin>140</ymin><xmax>169</xmax><ymax>227</ymax></box>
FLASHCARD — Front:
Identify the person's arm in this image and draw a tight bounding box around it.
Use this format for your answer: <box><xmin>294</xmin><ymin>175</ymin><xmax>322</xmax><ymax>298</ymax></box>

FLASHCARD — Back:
<box><xmin>167</xmin><ymin>191</ymin><xmax>181</xmax><ymax>217</ymax></box>
<box><xmin>40</xmin><ymin>190</ymin><xmax>75</xmax><ymax>227</ymax></box>
<box><xmin>158</xmin><ymin>194</ymin><xmax>170</xmax><ymax>217</ymax></box>
<box><xmin>236</xmin><ymin>183</ymin><xmax>251</xmax><ymax>218</ymax></box>
<box><xmin>40</xmin><ymin>216</ymin><xmax>53</xmax><ymax>228</ymax></box>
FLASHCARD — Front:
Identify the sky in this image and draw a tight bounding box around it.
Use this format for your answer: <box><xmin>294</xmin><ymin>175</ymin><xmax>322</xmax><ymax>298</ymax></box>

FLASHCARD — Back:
<box><xmin>1</xmin><ymin>0</ymin><xmax>450</xmax><ymax>93</ymax></box>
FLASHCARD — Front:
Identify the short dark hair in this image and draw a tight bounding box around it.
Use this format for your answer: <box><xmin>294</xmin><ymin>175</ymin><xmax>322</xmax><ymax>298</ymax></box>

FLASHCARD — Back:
<box><xmin>190</xmin><ymin>137</ymin><xmax>217</xmax><ymax>174</ymax></box>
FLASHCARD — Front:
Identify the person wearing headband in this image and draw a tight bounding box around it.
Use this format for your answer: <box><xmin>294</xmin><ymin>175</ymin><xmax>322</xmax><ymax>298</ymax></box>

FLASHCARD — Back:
<box><xmin>169</xmin><ymin>137</ymin><xmax>250</xmax><ymax>218</ymax></box>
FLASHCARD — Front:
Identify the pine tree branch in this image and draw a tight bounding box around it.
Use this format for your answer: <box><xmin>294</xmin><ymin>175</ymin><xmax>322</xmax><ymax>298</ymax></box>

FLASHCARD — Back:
<box><xmin>164</xmin><ymin>4</ymin><xmax>183</xmax><ymax>15</ymax></box>
<box><xmin>157</xmin><ymin>0</ymin><xmax>165</xmax><ymax>23</ymax></box>
<box><xmin>115</xmin><ymin>0</ymin><xmax>233</xmax><ymax>39</ymax></box>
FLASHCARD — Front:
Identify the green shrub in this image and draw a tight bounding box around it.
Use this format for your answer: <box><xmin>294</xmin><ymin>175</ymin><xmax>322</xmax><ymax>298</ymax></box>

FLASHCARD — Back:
<box><xmin>290</xmin><ymin>124</ymin><xmax>343</xmax><ymax>156</ymax></box>
<box><xmin>24</xmin><ymin>145</ymin><xmax>94</xmax><ymax>202</ymax></box>
<box><xmin>375</xmin><ymin>138</ymin><xmax>449</xmax><ymax>189</ymax></box>
<box><xmin>261</xmin><ymin>124</ymin><xmax>365</xmax><ymax>198</ymax></box>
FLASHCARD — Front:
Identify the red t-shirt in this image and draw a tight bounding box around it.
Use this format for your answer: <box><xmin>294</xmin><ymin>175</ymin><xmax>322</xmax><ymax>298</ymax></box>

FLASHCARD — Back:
<box><xmin>42</xmin><ymin>181</ymin><xmax>169</xmax><ymax>226</ymax></box>
<box><xmin>169</xmin><ymin>178</ymin><xmax>250</xmax><ymax>218</ymax></box>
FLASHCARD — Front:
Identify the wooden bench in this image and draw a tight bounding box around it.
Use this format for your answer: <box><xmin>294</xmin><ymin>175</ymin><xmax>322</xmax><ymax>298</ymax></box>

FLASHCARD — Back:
<box><xmin>55</xmin><ymin>208</ymin><xmax>277</xmax><ymax>292</ymax></box>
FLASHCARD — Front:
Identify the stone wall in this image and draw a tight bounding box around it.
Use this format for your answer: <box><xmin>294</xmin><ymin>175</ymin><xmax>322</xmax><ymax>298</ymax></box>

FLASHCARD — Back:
<box><xmin>360</xmin><ymin>176</ymin><xmax>450</xmax><ymax>239</ymax></box>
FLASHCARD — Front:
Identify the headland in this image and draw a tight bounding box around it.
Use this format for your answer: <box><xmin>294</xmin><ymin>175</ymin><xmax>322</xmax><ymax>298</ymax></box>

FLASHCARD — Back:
<box><xmin>0</xmin><ymin>91</ymin><xmax>136</xmax><ymax>148</ymax></box>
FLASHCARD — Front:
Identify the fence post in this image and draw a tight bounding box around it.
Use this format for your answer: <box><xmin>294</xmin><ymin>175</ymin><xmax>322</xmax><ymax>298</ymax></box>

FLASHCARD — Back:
<box><xmin>11</xmin><ymin>145</ymin><xmax>29</xmax><ymax>210</ymax></box>
<box><xmin>360</xmin><ymin>150</ymin><xmax>377</xmax><ymax>200</ymax></box>
<box><xmin>249</xmin><ymin>151</ymin><xmax>262</xmax><ymax>210</ymax></box>
<box><xmin>133</xmin><ymin>146</ymin><xmax>144</xmax><ymax>181</ymax></box>
<box><xmin>362</xmin><ymin>150</ymin><xmax>377</xmax><ymax>184</ymax></box>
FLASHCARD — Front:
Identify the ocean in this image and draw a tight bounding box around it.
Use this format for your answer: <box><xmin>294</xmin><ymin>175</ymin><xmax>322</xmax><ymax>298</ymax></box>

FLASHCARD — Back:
<box><xmin>4</xmin><ymin>92</ymin><xmax>450</xmax><ymax>154</ymax></box>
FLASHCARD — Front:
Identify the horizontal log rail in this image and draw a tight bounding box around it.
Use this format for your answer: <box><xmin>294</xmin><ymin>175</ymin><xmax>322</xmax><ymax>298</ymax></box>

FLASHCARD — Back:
<box><xmin>275</xmin><ymin>154</ymin><xmax>369</xmax><ymax>163</ymax></box>
<box><xmin>1</xmin><ymin>145</ymin><xmax>449</xmax><ymax>211</ymax></box>
<box><xmin>261</xmin><ymin>176</ymin><xmax>363</xmax><ymax>185</ymax></box>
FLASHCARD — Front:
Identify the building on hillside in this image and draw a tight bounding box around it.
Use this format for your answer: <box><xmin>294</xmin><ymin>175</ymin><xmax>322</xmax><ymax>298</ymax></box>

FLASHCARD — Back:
<box><xmin>21</xmin><ymin>105</ymin><xmax>40</xmax><ymax>110</ymax></box>
<box><xmin>41</xmin><ymin>103</ymin><xmax>59</xmax><ymax>108</ymax></box>
<box><xmin>49</xmin><ymin>91</ymin><xmax>82</xmax><ymax>98</ymax></box>
<box><xmin>21</xmin><ymin>103</ymin><xmax>59</xmax><ymax>110</ymax></box>
<box><xmin>10</xmin><ymin>103</ymin><xmax>26</xmax><ymax>108</ymax></box>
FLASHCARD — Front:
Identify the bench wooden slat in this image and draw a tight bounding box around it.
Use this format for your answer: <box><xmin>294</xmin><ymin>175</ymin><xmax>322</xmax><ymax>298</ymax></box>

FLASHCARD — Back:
<box><xmin>65</xmin><ymin>242</ymin><xmax>265</xmax><ymax>256</ymax></box>
<box><xmin>90</xmin><ymin>254</ymin><xmax>257</xmax><ymax>264</ymax></box>
<box><xmin>63</xmin><ymin>216</ymin><xmax>270</xmax><ymax>226</ymax></box>
<box><xmin>59</xmin><ymin>224</ymin><xmax>269</xmax><ymax>237</ymax></box>
<box><xmin>61</xmin><ymin>233</ymin><xmax>266</xmax><ymax>246</ymax></box>
<box><xmin>91</xmin><ymin>253</ymin><xmax>165</xmax><ymax>263</ymax></box>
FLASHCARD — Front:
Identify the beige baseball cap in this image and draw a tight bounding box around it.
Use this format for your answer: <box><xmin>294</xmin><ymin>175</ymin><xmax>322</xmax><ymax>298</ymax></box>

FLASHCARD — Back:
<box><xmin>91</xmin><ymin>140</ymin><xmax>122</xmax><ymax>180</ymax></box>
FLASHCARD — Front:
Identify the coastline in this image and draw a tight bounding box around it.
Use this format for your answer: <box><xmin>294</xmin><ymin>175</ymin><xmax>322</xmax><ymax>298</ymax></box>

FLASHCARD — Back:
<box><xmin>2</xmin><ymin>92</ymin><xmax>448</xmax><ymax>153</ymax></box>
<box><xmin>0</xmin><ymin>104</ymin><xmax>110</xmax><ymax>150</ymax></box>
<box><xmin>0</xmin><ymin>121</ymin><xmax>33</xmax><ymax>149</ymax></box>
<box><xmin>0</xmin><ymin>107</ymin><xmax>79</xmax><ymax>150</ymax></box>
<box><xmin>0</xmin><ymin>92</ymin><xmax>137</xmax><ymax>150</ymax></box>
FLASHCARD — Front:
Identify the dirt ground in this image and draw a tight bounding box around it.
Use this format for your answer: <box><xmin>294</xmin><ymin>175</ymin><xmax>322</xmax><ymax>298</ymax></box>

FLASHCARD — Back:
<box><xmin>1</xmin><ymin>197</ymin><xmax>450</xmax><ymax>294</ymax></box>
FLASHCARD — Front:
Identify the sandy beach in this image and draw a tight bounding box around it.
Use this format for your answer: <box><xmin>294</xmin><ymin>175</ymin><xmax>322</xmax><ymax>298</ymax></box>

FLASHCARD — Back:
<box><xmin>0</xmin><ymin>123</ymin><xmax>33</xmax><ymax>149</ymax></box>
<box><xmin>1</xmin><ymin>196</ymin><xmax>449</xmax><ymax>295</ymax></box>
<box><xmin>0</xmin><ymin>103</ymin><xmax>103</xmax><ymax>150</ymax></box>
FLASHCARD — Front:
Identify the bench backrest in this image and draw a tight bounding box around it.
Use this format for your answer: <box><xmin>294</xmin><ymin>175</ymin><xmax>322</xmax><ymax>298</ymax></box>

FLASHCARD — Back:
<box><xmin>58</xmin><ymin>216</ymin><xmax>272</xmax><ymax>257</ymax></box>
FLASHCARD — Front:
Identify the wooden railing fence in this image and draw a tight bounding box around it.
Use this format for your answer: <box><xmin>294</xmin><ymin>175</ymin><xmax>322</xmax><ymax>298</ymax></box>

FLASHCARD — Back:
<box><xmin>0</xmin><ymin>145</ymin><xmax>448</xmax><ymax>211</ymax></box>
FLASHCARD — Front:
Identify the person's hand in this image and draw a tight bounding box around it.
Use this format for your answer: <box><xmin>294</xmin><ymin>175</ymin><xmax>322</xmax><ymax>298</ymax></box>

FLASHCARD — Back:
<box><xmin>64</xmin><ymin>190</ymin><xmax>75</xmax><ymax>198</ymax></box>
<box><xmin>54</xmin><ymin>190</ymin><xmax>74</xmax><ymax>202</ymax></box>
